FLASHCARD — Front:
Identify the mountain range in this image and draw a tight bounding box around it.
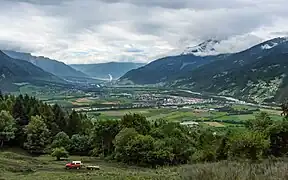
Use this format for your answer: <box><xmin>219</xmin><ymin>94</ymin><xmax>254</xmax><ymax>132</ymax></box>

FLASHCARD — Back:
<box><xmin>120</xmin><ymin>37</ymin><xmax>288</xmax><ymax>103</ymax></box>
<box><xmin>2</xmin><ymin>50</ymin><xmax>88</xmax><ymax>79</ymax></box>
<box><xmin>2</xmin><ymin>50</ymin><xmax>145</xmax><ymax>83</ymax></box>
<box><xmin>0</xmin><ymin>50</ymin><xmax>64</xmax><ymax>91</ymax></box>
<box><xmin>71</xmin><ymin>62</ymin><xmax>145</xmax><ymax>80</ymax></box>
<box><xmin>2</xmin><ymin>37</ymin><xmax>288</xmax><ymax>103</ymax></box>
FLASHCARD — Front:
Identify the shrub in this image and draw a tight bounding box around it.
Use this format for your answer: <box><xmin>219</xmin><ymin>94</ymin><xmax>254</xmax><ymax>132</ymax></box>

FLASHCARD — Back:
<box><xmin>51</xmin><ymin>147</ymin><xmax>69</xmax><ymax>161</ymax></box>
<box><xmin>228</xmin><ymin>131</ymin><xmax>269</xmax><ymax>160</ymax></box>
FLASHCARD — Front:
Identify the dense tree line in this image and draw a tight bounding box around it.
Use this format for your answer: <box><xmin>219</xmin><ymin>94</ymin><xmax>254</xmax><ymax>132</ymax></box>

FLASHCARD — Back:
<box><xmin>0</xmin><ymin>93</ymin><xmax>91</xmax><ymax>152</ymax></box>
<box><xmin>1</xmin><ymin>91</ymin><xmax>288</xmax><ymax>167</ymax></box>
<box><xmin>216</xmin><ymin>106</ymin><xmax>259</xmax><ymax>115</ymax></box>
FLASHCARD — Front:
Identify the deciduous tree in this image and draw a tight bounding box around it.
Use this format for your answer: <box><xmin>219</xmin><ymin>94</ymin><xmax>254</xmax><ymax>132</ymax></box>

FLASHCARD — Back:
<box><xmin>228</xmin><ymin>131</ymin><xmax>269</xmax><ymax>160</ymax></box>
<box><xmin>51</xmin><ymin>132</ymin><xmax>71</xmax><ymax>151</ymax></box>
<box><xmin>0</xmin><ymin>110</ymin><xmax>16</xmax><ymax>147</ymax></box>
<box><xmin>281</xmin><ymin>100</ymin><xmax>288</xmax><ymax>118</ymax></box>
<box><xmin>24</xmin><ymin>115</ymin><xmax>50</xmax><ymax>153</ymax></box>
<box><xmin>121</xmin><ymin>113</ymin><xmax>151</xmax><ymax>135</ymax></box>
<box><xmin>70</xmin><ymin>134</ymin><xmax>91</xmax><ymax>155</ymax></box>
<box><xmin>51</xmin><ymin>147</ymin><xmax>69</xmax><ymax>161</ymax></box>
<box><xmin>246</xmin><ymin>112</ymin><xmax>273</xmax><ymax>132</ymax></box>
<box><xmin>114</xmin><ymin>128</ymin><xmax>138</xmax><ymax>161</ymax></box>
<box><xmin>91</xmin><ymin>119</ymin><xmax>120</xmax><ymax>156</ymax></box>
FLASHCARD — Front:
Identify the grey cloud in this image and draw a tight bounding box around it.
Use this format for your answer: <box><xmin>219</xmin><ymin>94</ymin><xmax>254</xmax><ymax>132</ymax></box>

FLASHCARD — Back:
<box><xmin>3</xmin><ymin>0</ymin><xmax>70</xmax><ymax>5</ymax></box>
<box><xmin>0</xmin><ymin>0</ymin><xmax>288</xmax><ymax>63</ymax></box>
<box><xmin>7</xmin><ymin>0</ymin><xmax>280</xmax><ymax>10</ymax></box>
<box><xmin>124</xmin><ymin>48</ymin><xmax>144</xmax><ymax>53</ymax></box>
<box><xmin>98</xmin><ymin>0</ymin><xmax>257</xmax><ymax>9</ymax></box>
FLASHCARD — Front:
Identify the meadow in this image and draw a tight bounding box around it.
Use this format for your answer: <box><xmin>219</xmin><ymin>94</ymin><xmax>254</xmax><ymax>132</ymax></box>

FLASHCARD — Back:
<box><xmin>0</xmin><ymin>149</ymin><xmax>179</xmax><ymax>180</ymax></box>
<box><xmin>1</xmin><ymin>150</ymin><xmax>288</xmax><ymax>180</ymax></box>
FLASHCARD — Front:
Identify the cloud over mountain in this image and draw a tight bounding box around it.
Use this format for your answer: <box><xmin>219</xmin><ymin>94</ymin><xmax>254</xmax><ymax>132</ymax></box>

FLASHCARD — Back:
<box><xmin>1</xmin><ymin>0</ymin><xmax>288</xmax><ymax>63</ymax></box>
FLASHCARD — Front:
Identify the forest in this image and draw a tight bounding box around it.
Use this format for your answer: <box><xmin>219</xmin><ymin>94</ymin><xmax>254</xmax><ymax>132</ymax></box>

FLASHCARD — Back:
<box><xmin>1</xmin><ymin>91</ymin><xmax>288</xmax><ymax>167</ymax></box>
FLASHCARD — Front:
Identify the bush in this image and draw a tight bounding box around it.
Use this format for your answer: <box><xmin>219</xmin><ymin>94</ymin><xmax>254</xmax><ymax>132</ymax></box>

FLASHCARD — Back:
<box><xmin>267</xmin><ymin>120</ymin><xmax>288</xmax><ymax>156</ymax></box>
<box><xmin>245</xmin><ymin>112</ymin><xmax>273</xmax><ymax>132</ymax></box>
<box><xmin>192</xmin><ymin>149</ymin><xmax>216</xmax><ymax>163</ymax></box>
<box><xmin>228</xmin><ymin>131</ymin><xmax>269</xmax><ymax>160</ymax></box>
<box><xmin>51</xmin><ymin>147</ymin><xmax>69</xmax><ymax>161</ymax></box>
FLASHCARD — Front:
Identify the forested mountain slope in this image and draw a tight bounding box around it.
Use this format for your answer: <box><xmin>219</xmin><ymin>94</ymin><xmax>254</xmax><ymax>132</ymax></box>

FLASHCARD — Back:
<box><xmin>0</xmin><ymin>51</ymin><xmax>64</xmax><ymax>91</ymax></box>
<box><xmin>3</xmin><ymin>50</ymin><xmax>88</xmax><ymax>79</ymax></box>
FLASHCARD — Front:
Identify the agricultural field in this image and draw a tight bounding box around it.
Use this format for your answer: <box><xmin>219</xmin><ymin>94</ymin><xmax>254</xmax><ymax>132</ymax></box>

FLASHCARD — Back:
<box><xmin>89</xmin><ymin>108</ymin><xmax>163</xmax><ymax>120</ymax></box>
<box><xmin>203</xmin><ymin>122</ymin><xmax>225</xmax><ymax>127</ymax></box>
<box><xmin>89</xmin><ymin>104</ymin><xmax>284</xmax><ymax>127</ymax></box>
<box><xmin>12</xmin><ymin>85</ymin><xmax>87</xmax><ymax>102</ymax></box>
<box><xmin>13</xmin><ymin>85</ymin><xmax>284</xmax><ymax>127</ymax></box>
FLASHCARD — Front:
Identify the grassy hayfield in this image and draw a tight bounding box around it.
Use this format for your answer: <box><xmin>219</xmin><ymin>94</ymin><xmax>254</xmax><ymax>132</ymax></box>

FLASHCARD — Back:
<box><xmin>90</xmin><ymin>109</ymin><xmax>153</xmax><ymax>120</ymax></box>
<box><xmin>13</xmin><ymin>85</ymin><xmax>88</xmax><ymax>103</ymax></box>
<box><xmin>70</xmin><ymin>97</ymin><xmax>95</xmax><ymax>106</ymax></box>
<box><xmin>1</xmin><ymin>150</ymin><xmax>288</xmax><ymax>180</ymax></box>
<box><xmin>0</xmin><ymin>150</ymin><xmax>179</xmax><ymax>180</ymax></box>
<box><xmin>95</xmin><ymin>109</ymin><xmax>206</xmax><ymax>122</ymax></box>
<box><xmin>214</xmin><ymin>112</ymin><xmax>283</xmax><ymax>122</ymax></box>
<box><xmin>101</xmin><ymin>109</ymin><xmax>150</xmax><ymax>116</ymax></box>
<box><xmin>215</xmin><ymin>114</ymin><xmax>255</xmax><ymax>121</ymax></box>
<box><xmin>203</xmin><ymin>122</ymin><xmax>225</xmax><ymax>127</ymax></box>
<box><xmin>260</xmin><ymin>108</ymin><xmax>282</xmax><ymax>116</ymax></box>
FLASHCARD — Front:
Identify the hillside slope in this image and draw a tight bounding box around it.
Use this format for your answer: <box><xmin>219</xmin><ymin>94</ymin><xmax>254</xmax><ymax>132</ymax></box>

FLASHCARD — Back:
<box><xmin>120</xmin><ymin>37</ymin><xmax>288</xmax><ymax>103</ymax></box>
<box><xmin>173</xmin><ymin>37</ymin><xmax>288</xmax><ymax>102</ymax></box>
<box><xmin>3</xmin><ymin>50</ymin><xmax>88</xmax><ymax>78</ymax></box>
<box><xmin>120</xmin><ymin>54</ymin><xmax>220</xmax><ymax>84</ymax></box>
<box><xmin>0</xmin><ymin>150</ymin><xmax>177</xmax><ymax>180</ymax></box>
<box><xmin>71</xmin><ymin>62</ymin><xmax>145</xmax><ymax>80</ymax></box>
<box><xmin>0</xmin><ymin>51</ymin><xmax>64</xmax><ymax>91</ymax></box>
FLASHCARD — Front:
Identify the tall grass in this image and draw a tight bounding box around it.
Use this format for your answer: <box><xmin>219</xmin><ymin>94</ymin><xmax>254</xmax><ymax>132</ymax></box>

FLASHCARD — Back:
<box><xmin>180</xmin><ymin>160</ymin><xmax>288</xmax><ymax>180</ymax></box>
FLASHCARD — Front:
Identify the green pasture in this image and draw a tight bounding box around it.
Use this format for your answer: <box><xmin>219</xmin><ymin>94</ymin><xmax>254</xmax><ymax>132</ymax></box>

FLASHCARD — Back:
<box><xmin>0</xmin><ymin>149</ymin><xmax>179</xmax><ymax>180</ymax></box>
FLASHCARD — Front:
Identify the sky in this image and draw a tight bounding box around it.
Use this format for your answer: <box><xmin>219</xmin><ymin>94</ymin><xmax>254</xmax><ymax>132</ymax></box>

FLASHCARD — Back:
<box><xmin>0</xmin><ymin>0</ymin><xmax>288</xmax><ymax>64</ymax></box>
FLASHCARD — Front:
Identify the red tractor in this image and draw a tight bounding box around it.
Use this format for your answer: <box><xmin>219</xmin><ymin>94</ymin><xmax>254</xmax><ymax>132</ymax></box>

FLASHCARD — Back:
<box><xmin>65</xmin><ymin>161</ymin><xmax>82</xmax><ymax>169</ymax></box>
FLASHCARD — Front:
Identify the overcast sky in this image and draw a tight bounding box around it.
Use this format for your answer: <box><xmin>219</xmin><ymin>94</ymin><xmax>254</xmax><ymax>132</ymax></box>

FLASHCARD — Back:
<box><xmin>0</xmin><ymin>0</ymin><xmax>288</xmax><ymax>64</ymax></box>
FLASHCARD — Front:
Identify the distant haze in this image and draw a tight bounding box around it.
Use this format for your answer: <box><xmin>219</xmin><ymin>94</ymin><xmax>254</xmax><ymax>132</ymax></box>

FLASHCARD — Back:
<box><xmin>71</xmin><ymin>62</ymin><xmax>145</xmax><ymax>80</ymax></box>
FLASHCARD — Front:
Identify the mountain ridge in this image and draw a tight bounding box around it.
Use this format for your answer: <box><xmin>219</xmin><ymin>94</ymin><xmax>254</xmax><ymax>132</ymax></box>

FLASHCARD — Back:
<box><xmin>2</xmin><ymin>50</ymin><xmax>88</xmax><ymax>79</ymax></box>
<box><xmin>120</xmin><ymin>37</ymin><xmax>288</xmax><ymax>103</ymax></box>
<box><xmin>0</xmin><ymin>50</ymin><xmax>65</xmax><ymax>91</ymax></box>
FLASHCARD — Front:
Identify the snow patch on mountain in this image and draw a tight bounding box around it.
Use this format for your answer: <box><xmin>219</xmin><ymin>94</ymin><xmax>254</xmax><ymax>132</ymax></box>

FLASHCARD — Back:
<box><xmin>180</xmin><ymin>36</ymin><xmax>288</xmax><ymax>58</ymax></box>
<box><xmin>261</xmin><ymin>43</ymin><xmax>278</xmax><ymax>50</ymax></box>
<box><xmin>182</xmin><ymin>39</ymin><xmax>220</xmax><ymax>56</ymax></box>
